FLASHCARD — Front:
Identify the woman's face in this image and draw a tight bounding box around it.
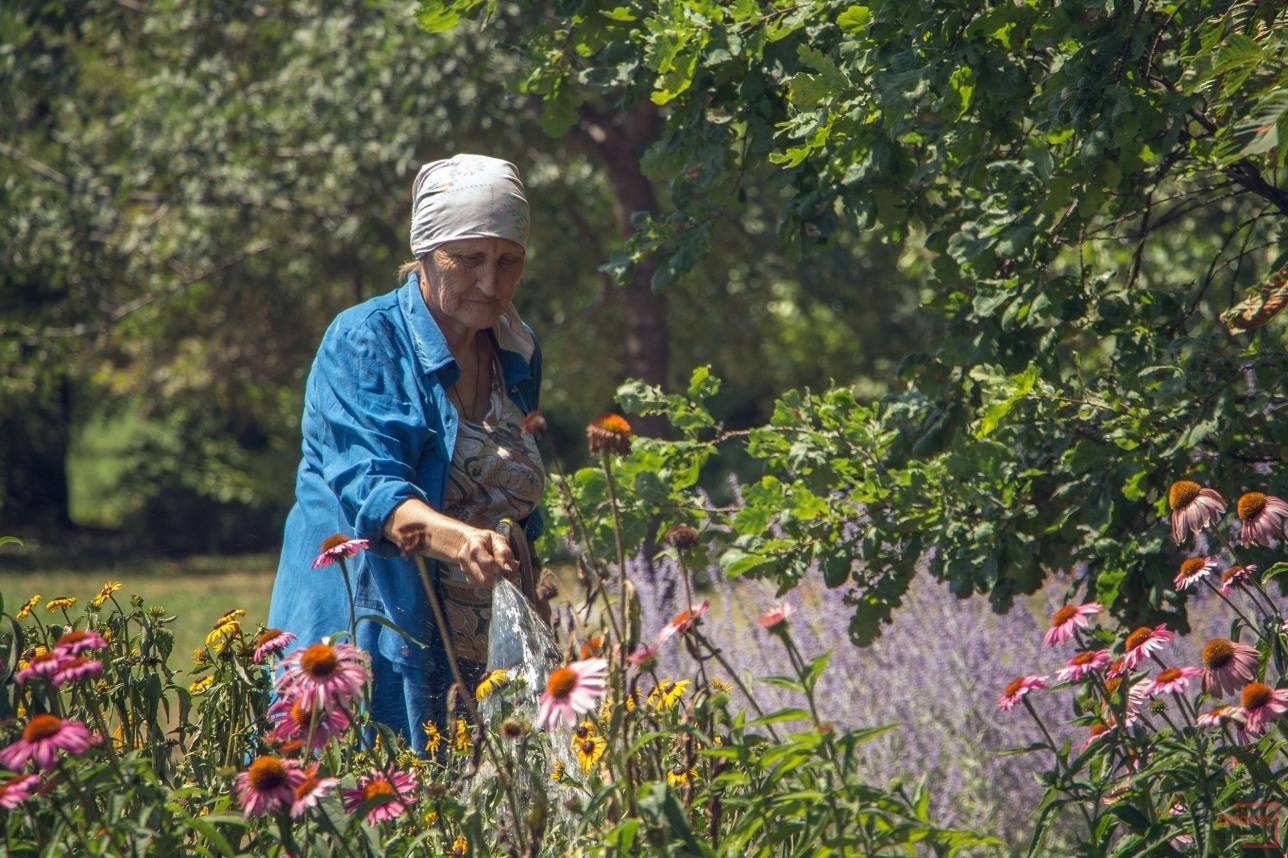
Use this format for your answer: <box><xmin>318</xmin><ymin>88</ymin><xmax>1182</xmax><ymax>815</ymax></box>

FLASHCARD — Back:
<box><xmin>419</xmin><ymin>236</ymin><xmax>525</xmax><ymax>332</ymax></box>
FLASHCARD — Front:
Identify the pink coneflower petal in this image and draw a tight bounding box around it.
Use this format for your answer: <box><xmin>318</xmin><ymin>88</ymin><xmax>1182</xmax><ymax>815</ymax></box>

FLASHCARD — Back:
<box><xmin>1200</xmin><ymin>639</ymin><xmax>1258</xmax><ymax>698</ymax></box>
<box><xmin>15</xmin><ymin>652</ymin><xmax>70</xmax><ymax>685</ymax></box>
<box><xmin>311</xmin><ymin>535</ymin><xmax>370</xmax><ymax>569</ymax></box>
<box><xmin>1237</xmin><ymin>492</ymin><xmax>1288</xmax><ymax>548</ymax></box>
<box><xmin>1056</xmin><ymin>649</ymin><xmax>1112</xmax><ymax>682</ymax></box>
<box><xmin>997</xmin><ymin>675</ymin><xmax>1048</xmax><ymax>711</ymax></box>
<box><xmin>1121</xmin><ymin>624</ymin><xmax>1174</xmax><ymax>671</ymax></box>
<box><xmin>235</xmin><ymin>755</ymin><xmax>307</xmax><ymax>818</ymax></box>
<box><xmin>50</xmin><ymin>657</ymin><xmax>103</xmax><ymax>689</ymax></box>
<box><xmin>1218</xmin><ymin>565</ymin><xmax>1257</xmax><ymax>597</ymax></box>
<box><xmin>537</xmin><ymin>658</ymin><xmax>608</xmax><ymax>731</ymax></box>
<box><xmin>1101</xmin><ymin>676</ymin><xmax>1147</xmax><ymax>727</ymax></box>
<box><xmin>0</xmin><ymin>715</ymin><xmax>99</xmax><ymax>771</ymax></box>
<box><xmin>1145</xmin><ymin>666</ymin><xmax>1202</xmax><ymax>697</ymax></box>
<box><xmin>756</xmin><ymin>602</ymin><xmax>795</xmax><ymax>631</ymax></box>
<box><xmin>1043</xmin><ymin>602</ymin><xmax>1102</xmax><ymax>647</ymax></box>
<box><xmin>290</xmin><ymin>767</ymin><xmax>340</xmax><ymax>819</ymax></box>
<box><xmin>276</xmin><ymin>641</ymin><xmax>370</xmax><ymax>712</ymax></box>
<box><xmin>52</xmin><ymin>630</ymin><xmax>108</xmax><ymax>657</ymax></box>
<box><xmin>626</xmin><ymin>643</ymin><xmax>658</xmax><ymax>668</ymax></box>
<box><xmin>656</xmin><ymin>601</ymin><xmax>710</xmax><ymax>646</ymax></box>
<box><xmin>268</xmin><ymin>699</ymin><xmax>352</xmax><ymax>752</ymax></box>
<box><xmin>1173</xmin><ymin>556</ymin><xmax>1218</xmax><ymax>592</ymax></box>
<box><xmin>253</xmin><ymin>629</ymin><xmax>297</xmax><ymax>664</ymax></box>
<box><xmin>1079</xmin><ymin>721</ymin><xmax>1115</xmax><ymax>753</ymax></box>
<box><xmin>1239</xmin><ymin>682</ymin><xmax>1288</xmax><ymax>737</ymax></box>
<box><xmin>1168</xmin><ymin>481</ymin><xmax>1226</xmax><ymax>545</ymax></box>
<box><xmin>0</xmin><ymin>774</ymin><xmax>42</xmax><ymax>809</ymax></box>
<box><xmin>341</xmin><ymin>768</ymin><xmax>417</xmax><ymax>824</ymax></box>
<box><xmin>1196</xmin><ymin>705</ymin><xmax>1241</xmax><ymax>730</ymax></box>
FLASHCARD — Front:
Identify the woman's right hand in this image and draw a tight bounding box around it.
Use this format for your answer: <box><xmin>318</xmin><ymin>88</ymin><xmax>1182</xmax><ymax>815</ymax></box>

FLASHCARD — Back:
<box><xmin>453</xmin><ymin>527</ymin><xmax>515</xmax><ymax>588</ymax></box>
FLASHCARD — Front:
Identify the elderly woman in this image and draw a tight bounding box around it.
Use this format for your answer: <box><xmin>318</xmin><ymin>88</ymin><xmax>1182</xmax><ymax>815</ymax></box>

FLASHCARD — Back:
<box><xmin>268</xmin><ymin>154</ymin><xmax>546</xmax><ymax>752</ymax></box>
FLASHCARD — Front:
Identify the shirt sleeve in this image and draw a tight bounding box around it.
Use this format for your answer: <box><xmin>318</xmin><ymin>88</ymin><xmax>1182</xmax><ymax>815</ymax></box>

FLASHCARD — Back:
<box><xmin>308</xmin><ymin>320</ymin><xmax>431</xmax><ymax>552</ymax></box>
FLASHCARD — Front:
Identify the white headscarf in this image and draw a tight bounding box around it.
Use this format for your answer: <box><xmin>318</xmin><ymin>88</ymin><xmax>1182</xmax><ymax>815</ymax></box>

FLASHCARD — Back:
<box><xmin>410</xmin><ymin>154</ymin><xmax>535</xmax><ymax>361</ymax></box>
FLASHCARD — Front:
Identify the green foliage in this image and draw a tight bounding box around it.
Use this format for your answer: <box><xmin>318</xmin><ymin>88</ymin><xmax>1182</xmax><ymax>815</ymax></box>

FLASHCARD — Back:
<box><xmin>426</xmin><ymin>0</ymin><xmax>1288</xmax><ymax>637</ymax></box>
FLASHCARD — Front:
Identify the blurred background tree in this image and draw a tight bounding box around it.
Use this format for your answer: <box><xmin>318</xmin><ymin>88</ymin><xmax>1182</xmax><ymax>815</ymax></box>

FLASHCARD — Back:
<box><xmin>0</xmin><ymin>0</ymin><xmax>926</xmax><ymax>551</ymax></box>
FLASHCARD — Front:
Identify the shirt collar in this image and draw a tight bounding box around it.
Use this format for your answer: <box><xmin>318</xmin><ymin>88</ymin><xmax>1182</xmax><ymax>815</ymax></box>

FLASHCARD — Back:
<box><xmin>398</xmin><ymin>273</ymin><xmax>532</xmax><ymax>389</ymax></box>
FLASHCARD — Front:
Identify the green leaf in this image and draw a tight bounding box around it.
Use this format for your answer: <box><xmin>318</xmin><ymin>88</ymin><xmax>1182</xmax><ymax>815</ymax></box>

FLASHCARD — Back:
<box><xmin>837</xmin><ymin>6</ymin><xmax>871</xmax><ymax>33</ymax></box>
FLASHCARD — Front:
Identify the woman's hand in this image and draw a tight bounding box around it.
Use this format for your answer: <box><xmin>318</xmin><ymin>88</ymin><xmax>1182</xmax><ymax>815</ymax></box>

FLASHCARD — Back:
<box><xmin>453</xmin><ymin>527</ymin><xmax>515</xmax><ymax>587</ymax></box>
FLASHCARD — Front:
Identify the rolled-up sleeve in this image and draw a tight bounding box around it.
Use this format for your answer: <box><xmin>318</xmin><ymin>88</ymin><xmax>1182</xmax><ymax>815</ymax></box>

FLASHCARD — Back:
<box><xmin>308</xmin><ymin>321</ymin><xmax>431</xmax><ymax>551</ymax></box>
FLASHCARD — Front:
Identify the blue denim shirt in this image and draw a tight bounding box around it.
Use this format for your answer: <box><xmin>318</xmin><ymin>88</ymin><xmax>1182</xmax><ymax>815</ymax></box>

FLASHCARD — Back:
<box><xmin>268</xmin><ymin>272</ymin><xmax>542</xmax><ymax>672</ymax></box>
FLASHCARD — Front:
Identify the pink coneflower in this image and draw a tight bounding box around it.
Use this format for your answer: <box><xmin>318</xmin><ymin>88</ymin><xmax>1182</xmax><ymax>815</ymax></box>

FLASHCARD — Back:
<box><xmin>1079</xmin><ymin>721</ymin><xmax>1115</xmax><ymax>753</ymax></box>
<box><xmin>756</xmin><ymin>602</ymin><xmax>795</xmax><ymax>631</ymax></box>
<box><xmin>53</xmin><ymin>629</ymin><xmax>107</xmax><ymax>657</ymax></box>
<box><xmin>997</xmin><ymin>675</ymin><xmax>1048</xmax><ymax>711</ymax></box>
<box><xmin>0</xmin><ymin>774</ymin><xmax>41</xmax><ymax>809</ymax></box>
<box><xmin>0</xmin><ymin>715</ymin><xmax>99</xmax><ymax>771</ymax></box>
<box><xmin>1168</xmin><ymin>801</ymin><xmax>1194</xmax><ymax>850</ymax></box>
<box><xmin>289</xmin><ymin>766</ymin><xmax>339</xmax><ymax>819</ymax></box>
<box><xmin>15</xmin><ymin>651</ymin><xmax>69</xmax><ymax>685</ymax></box>
<box><xmin>252</xmin><ymin>628</ymin><xmax>296</xmax><ymax>664</ymax></box>
<box><xmin>342</xmin><ymin>768</ymin><xmax>418</xmax><ymax>824</ymax></box>
<box><xmin>537</xmin><ymin>658</ymin><xmax>608</xmax><ymax>730</ymax></box>
<box><xmin>1056</xmin><ymin>649</ymin><xmax>1112</xmax><ymax>682</ymax></box>
<box><xmin>1238</xmin><ymin>682</ymin><xmax>1288</xmax><ymax>736</ymax></box>
<box><xmin>626</xmin><ymin>643</ymin><xmax>658</xmax><ymax>669</ymax></box>
<box><xmin>1102</xmin><ymin>676</ymin><xmax>1147</xmax><ymax>726</ymax></box>
<box><xmin>1043</xmin><ymin>602</ymin><xmax>1102</xmax><ymax>647</ymax></box>
<box><xmin>267</xmin><ymin>699</ymin><xmax>352</xmax><ymax>751</ymax></box>
<box><xmin>1218</xmin><ymin>565</ymin><xmax>1256</xmax><ymax>596</ymax></box>
<box><xmin>1173</xmin><ymin>556</ymin><xmax>1218</xmax><ymax>592</ymax></box>
<box><xmin>1237</xmin><ymin>492</ymin><xmax>1288</xmax><ymax>548</ymax></box>
<box><xmin>1200</xmin><ymin>638</ymin><xmax>1258</xmax><ymax>697</ymax></box>
<box><xmin>50</xmin><ymin>657</ymin><xmax>103</xmax><ymax>689</ymax></box>
<box><xmin>1145</xmin><ymin>666</ymin><xmax>1202</xmax><ymax>697</ymax></box>
<box><xmin>235</xmin><ymin>755</ymin><xmax>306</xmax><ymax>818</ymax></box>
<box><xmin>277</xmin><ymin>641</ymin><xmax>370</xmax><ymax>712</ymax></box>
<box><xmin>1169</xmin><ymin>481</ymin><xmax>1226</xmax><ymax>544</ymax></box>
<box><xmin>1105</xmin><ymin>656</ymin><xmax>1127</xmax><ymax>679</ymax></box>
<box><xmin>311</xmin><ymin>534</ymin><xmax>370</xmax><ymax>569</ymax></box>
<box><xmin>1196</xmin><ymin>705</ymin><xmax>1241</xmax><ymax>729</ymax></box>
<box><xmin>656</xmin><ymin>601</ymin><xmax>710</xmax><ymax>645</ymax></box>
<box><xmin>1121</xmin><ymin>624</ymin><xmax>1174</xmax><ymax>671</ymax></box>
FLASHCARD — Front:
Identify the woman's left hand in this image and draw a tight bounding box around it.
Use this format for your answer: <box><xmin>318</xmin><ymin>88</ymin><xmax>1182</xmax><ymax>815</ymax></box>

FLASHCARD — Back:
<box><xmin>453</xmin><ymin>527</ymin><xmax>515</xmax><ymax>588</ymax></box>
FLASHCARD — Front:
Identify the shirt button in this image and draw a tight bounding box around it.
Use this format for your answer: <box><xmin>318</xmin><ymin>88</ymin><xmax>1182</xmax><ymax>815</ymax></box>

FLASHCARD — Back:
<box><xmin>399</xmin><ymin>645</ymin><xmax>410</xmax><ymax>658</ymax></box>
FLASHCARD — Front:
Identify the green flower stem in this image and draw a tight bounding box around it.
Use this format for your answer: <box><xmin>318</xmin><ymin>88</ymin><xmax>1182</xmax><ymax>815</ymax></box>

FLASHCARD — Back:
<box><xmin>691</xmin><ymin>630</ymin><xmax>781</xmax><ymax>743</ymax></box>
<box><xmin>336</xmin><ymin>556</ymin><xmax>358</xmax><ymax>644</ymax></box>
<box><xmin>599</xmin><ymin>449</ymin><xmax>630</xmax><ymax>651</ymax></box>
<box><xmin>1021</xmin><ymin>696</ymin><xmax>1097</xmax><ymax>840</ymax></box>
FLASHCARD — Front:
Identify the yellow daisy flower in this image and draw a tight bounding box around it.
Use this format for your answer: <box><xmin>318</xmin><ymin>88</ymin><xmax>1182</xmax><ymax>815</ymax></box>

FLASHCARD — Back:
<box><xmin>16</xmin><ymin>594</ymin><xmax>41</xmax><ymax>620</ymax></box>
<box><xmin>217</xmin><ymin>608</ymin><xmax>246</xmax><ymax>624</ymax></box>
<box><xmin>90</xmin><ymin>580</ymin><xmax>122</xmax><ymax>610</ymax></box>
<box><xmin>422</xmin><ymin>720</ymin><xmax>442</xmax><ymax>754</ymax></box>
<box><xmin>666</xmin><ymin>764</ymin><xmax>697</xmax><ymax>788</ymax></box>
<box><xmin>193</xmin><ymin>648</ymin><xmax>210</xmax><ymax>667</ymax></box>
<box><xmin>46</xmin><ymin>596</ymin><xmax>77</xmax><ymax>613</ymax></box>
<box><xmin>422</xmin><ymin>808</ymin><xmax>438</xmax><ymax>827</ymax></box>
<box><xmin>453</xmin><ymin>718</ymin><xmax>470</xmax><ymax>753</ymax></box>
<box><xmin>550</xmin><ymin>759</ymin><xmax>565</xmax><ymax>783</ymax></box>
<box><xmin>574</xmin><ymin>733</ymin><xmax>607</xmax><ymax>774</ymax></box>
<box><xmin>189</xmin><ymin>675</ymin><xmax>215</xmax><ymax>695</ymax></box>
<box><xmin>204</xmin><ymin>618</ymin><xmax>240</xmax><ymax>651</ymax></box>
<box><xmin>451</xmin><ymin>835</ymin><xmax>468</xmax><ymax>856</ymax></box>
<box><xmin>474</xmin><ymin>668</ymin><xmax>509</xmax><ymax>701</ymax></box>
<box><xmin>648</xmin><ymin>679</ymin><xmax>690</xmax><ymax>712</ymax></box>
<box><xmin>710</xmin><ymin>677</ymin><xmax>732</xmax><ymax>694</ymax></box>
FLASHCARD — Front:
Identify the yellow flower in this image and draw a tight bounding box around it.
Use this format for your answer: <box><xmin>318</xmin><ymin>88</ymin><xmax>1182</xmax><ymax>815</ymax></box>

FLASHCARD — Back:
<box><xmin>189</xmin><ymin>675</ymin><xmax>215</xmax><ymax>695</ymax></box>
<box><xmin>422</xmin><ymin>808</ymin><xmax>438</xmax><ymax>827</ymax></box>
<box><xmin>193</xmin><ymin>648</ymin><xmax>210</xmax><ymax>667</ymax></box>
<box><xmin>16</xmin><ymin>594</ymin><xmax>41</xmax><ymax>620</ymax></box>
<box><xmin>451</xmin><ymin>835</ymin><xmax>468</xmax><ymax>856</ymax></box>
<box><xmin>204</xmin><ymin>619</ymin><xmax>240</xmax><ymax>651</ymax></box>
<box><xmin>666</xmin><ymin>765</ymin><xmax>697</xmax><ymax>788</ymax></box>
<box><xmin>574</xmin><ymin>733</ymin><xmax>607</xmax><ymax>774</ymax></box>
<box><xmin>648</xmin><ymin>679</ymin><xmax>690</xmax><ymax>712</ymax></box>
<box><xmin>46</xmin><ymin>596</ymin><xmax>77</xmax><ymax>613</ymax></box>
<box><xmin>474</xmin><ymin>668</ymin><xmax>509</xmax><ymax>701</ymax></box>
<box><xmin>598</xmin><ymin>689</ymin><xmax>637</xmax><ymax>724</ymax></box>
<box><xmin>711</xmin><ymin>677</ymin><xmax>732</xmax><ymax>694</ymax></box>
<box><xmin>90</xmin><ymin>580</ymin><xmax>122</xmax><ymax>610</ymax></box>
<box><xmin>453</xmin><ymin>718</ymin><xmax>470</xmax><ymax>753</ymax></box>
<box><xmin>422</xmin><ymin>720</ymin><xmax>442</xmax><ymax>754</ymax></box>
<box><xmin>217</xmin><ymin>608</ymin><xmax>246</xmax><ymax>624</ymax></box>
<box><xmin>550</xmin><ymin>760</ymin><xmax>565</xmax><ymax>782</ymax></box>
<box><xmin>32</xmin><ymin>645</ymin><xmax>48</xmax><ymax>659</ymax></box>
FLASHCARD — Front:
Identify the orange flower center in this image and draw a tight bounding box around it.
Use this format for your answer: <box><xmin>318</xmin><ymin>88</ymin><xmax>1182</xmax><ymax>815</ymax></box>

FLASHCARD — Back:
<box><xmin>580</xmin><ymin>739</ymin><xmax>597</xmax><ymax>755</ymax></box>
<box><xmin>255</xmin><ymin>629</ymin><xmax>283</xmax><ymax>648</ymax></box>
<box><xmin>247</xmin><ymin>756</ymin><xmax>287</xmax><ymax>791</ymax></box>
<box><xmin>1071</xmin><ymin>651</ymin><xmax>1098</xmax><ymax>666</ymax></box>
<box><xmin>1241</xmin><ymin>682</ymin><xmax>1273</xmax><ymax>710</ymax></box>
<box><xmin>1124</xmin><ymin>627</ymin><xmax>1153</xmax><ymax>652</ymax></box>
<box><xmin>1156</xmin><ymin>668</ymin><xmax>1183</xmax><ymax>684</ymax></box>
<box><xmin>299</xmin><ymin>644</ymin><xmax>338</xmax><ymax>678</ymax></box>
<box><xmin>1202</xmin><ymin>639</ymin><xmax>1234</xmax><ymax>669</ymax></box>
<box><xmin>1237</xmin><ymin>492</ymin><xmax>1267</xmax><ymax>520</ymax></box>
<box><xmin>320</xmin><ymin>534</ymin><xmax>351</xmax><ymax>552</ymax></box>
<box><xmin>1088</xmin><ymin>721</ymin><xmax>1110</xmax><ymax>738</ymax></box>
<box><xmin>591</xmin><ymin>414</ymin><xmax>631</xmax><ymax>436</ymax></box>
<box><xmin>1002</xmin><ymin>677</ymin><xmax>1026</xmax><ymax>698</ymax></box>
<box><xmin>1168</xmin><ymin>480</ymin><xmax>1202</xmax><ymax>510</ymax></box>
<box><xmin>22</xmin><ymin>714</ymin><xmax>62</xmax><ymax>742</ymax></box>
<box><xmin>56</xmin><ymin>631</ymin><xmax>89</xmax><ymax>647</ymax></box>
<box><xmin>294</xmin><ymin>774</ymin><xmax>322</xmax><ymax>801</ymax></box>
<box><xmin>1105</xmin><ymin>676</ymin><xmax>1123</xmax><ymax>696</ymax></box>
<box><xmin>1178</xmin><ymin>557</ymin><xmax>1206</xmax><ymax>577</ymax></box>
<box><xmin>546</xmin><ymin>667</ymin><xmax>577</xmax><ymax>699</ymax></box>
<box><xmin>363</xmin><ymin>779</ymin><xmax>396</xmax><ymax>801</ymax></box>
<box><xmin>290</xmin><ymin>701</ymin><xmax>313</xmax><ymax>728</ymax></box>
<box><xmin>1221</xmin><ymin>566</ymin><xmax>1246</xmax><ymax>585</ymax></box>
<box><xmin>1051</xmin><ymin>605</ymin><xmax>1078</xmax><ymax>626</ymax></box>
<box><xmin>670</xmin><ymin>608</ymin><xmax>696</xmax><ymax>627</ymax></box>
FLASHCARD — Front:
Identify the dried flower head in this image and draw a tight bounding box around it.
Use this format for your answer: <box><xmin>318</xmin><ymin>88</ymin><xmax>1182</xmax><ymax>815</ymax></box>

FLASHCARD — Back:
<box><xmin>663</xmin><ymin>525</ymin><xmax>699</xmax><ymax>551</ymax></box>
<box><xmin>520</xmin><ymin>409</ymin><xmax>548</xmax><ymax>438</ymax></box>
<box><xmin>586</xmin><ymin>413</ymin><xmax>632</xmax><ymax>455</ymax></box>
